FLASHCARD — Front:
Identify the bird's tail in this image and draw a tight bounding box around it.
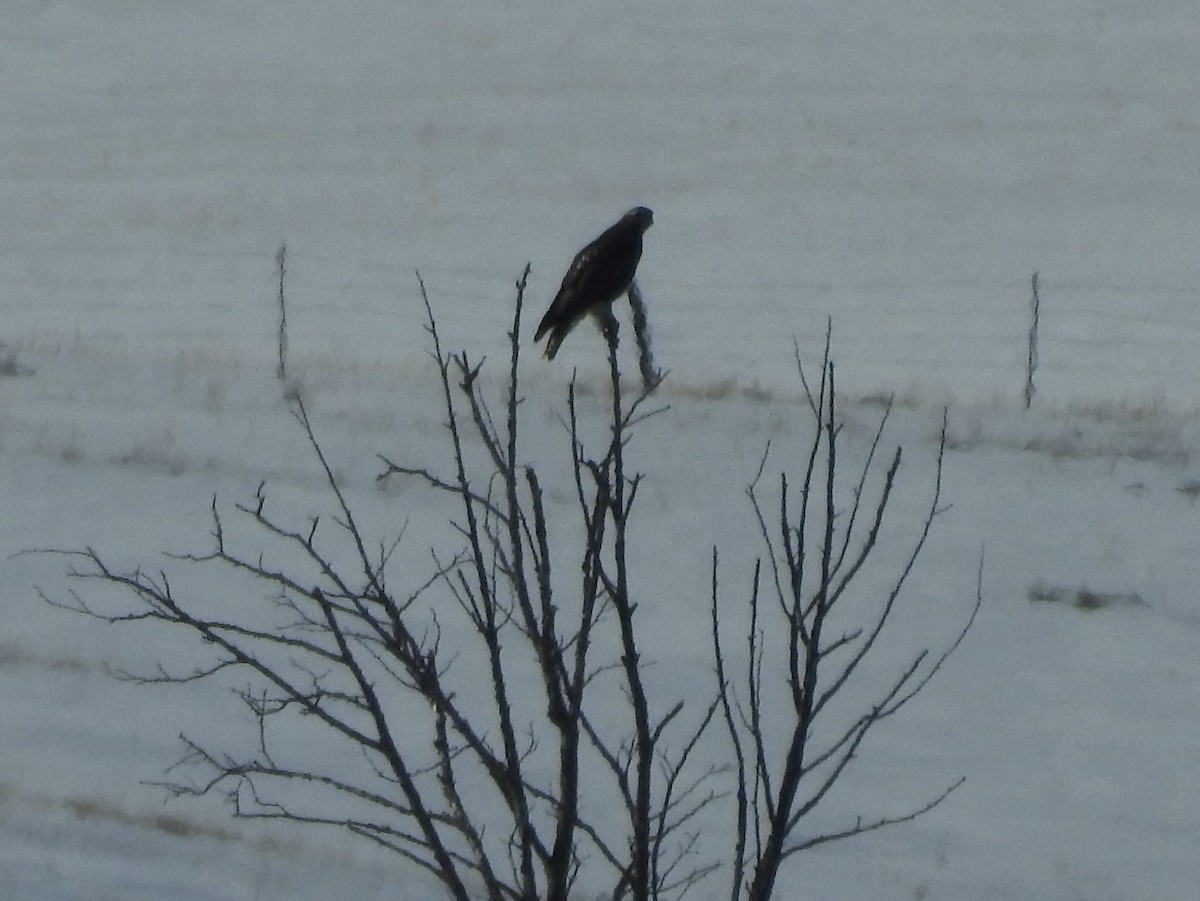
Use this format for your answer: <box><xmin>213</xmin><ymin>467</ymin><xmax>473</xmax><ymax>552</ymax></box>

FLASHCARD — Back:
<box><xmin>543</xmin><ymin>330</ymin><xmax>564</xmax><ymax>360</ymax></box>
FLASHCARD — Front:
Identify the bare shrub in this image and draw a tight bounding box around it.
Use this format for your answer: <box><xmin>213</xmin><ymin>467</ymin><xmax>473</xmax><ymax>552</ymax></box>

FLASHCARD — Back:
<box><xmin>42</xmin><ymin>273</ymin><xmax>979</xmax><ymax>901</ymax></box>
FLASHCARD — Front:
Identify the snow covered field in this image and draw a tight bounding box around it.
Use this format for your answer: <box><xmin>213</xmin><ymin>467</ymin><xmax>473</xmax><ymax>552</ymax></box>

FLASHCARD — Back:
<box><xmin>3</xmin><ymin>2</ymin><xmax>1200</xmax><ymax>898</ymax></box>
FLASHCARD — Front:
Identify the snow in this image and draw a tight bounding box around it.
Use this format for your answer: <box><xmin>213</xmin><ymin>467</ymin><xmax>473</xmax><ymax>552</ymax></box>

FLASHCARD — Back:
<box><xmin>3</xmin><ymin>1</ymin><xmax>1200</xmax><ymax>898</ymax></box>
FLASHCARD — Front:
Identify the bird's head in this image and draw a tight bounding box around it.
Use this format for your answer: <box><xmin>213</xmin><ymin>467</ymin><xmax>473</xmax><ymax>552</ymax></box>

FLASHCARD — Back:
<box><xmin>624</xmin><ymin>206</ymin><xmax>654</xmax><ymax>232</ymax></box>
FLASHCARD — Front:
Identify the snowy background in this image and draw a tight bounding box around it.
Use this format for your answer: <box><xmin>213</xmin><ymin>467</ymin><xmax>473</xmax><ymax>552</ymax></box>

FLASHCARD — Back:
<box><xmin>3</xmin><ymin>2</ymin><xmax>1200</xmax><ymax>898</ymax></box>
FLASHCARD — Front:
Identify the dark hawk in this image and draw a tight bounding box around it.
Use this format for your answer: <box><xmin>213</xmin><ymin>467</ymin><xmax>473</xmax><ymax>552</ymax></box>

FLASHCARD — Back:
<box><xmin>534</xmin><ymin>206</ymin><xmax>653</xmax><ymax>359</ymax></box>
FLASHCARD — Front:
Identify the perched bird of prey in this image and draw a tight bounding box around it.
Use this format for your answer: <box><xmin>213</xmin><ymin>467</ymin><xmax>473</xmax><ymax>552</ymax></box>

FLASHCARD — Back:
<box><xmin>534</xmin><ymin>206</ymin><xmax>653</xmax><ymax>359</ymax></box>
